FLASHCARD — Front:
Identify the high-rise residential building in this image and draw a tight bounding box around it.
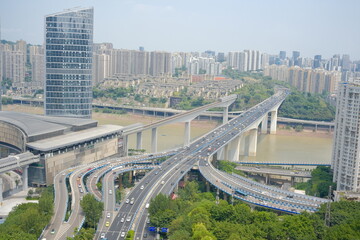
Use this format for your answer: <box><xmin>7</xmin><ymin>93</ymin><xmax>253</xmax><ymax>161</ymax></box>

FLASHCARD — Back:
<box><xmin>313</xmin><ymin>55</ymin><xmax>322</xmax><ymax>69</ymax></box>
<box><xmin>332</xmin><ymin>81</ymin><xmax>360</xmax><ymax>192</ymax></box>
<box><xmin>2</xmin><ymin>47</ymin><xmax>25</xmax><ymax>84</ymax></box>
<box><xmin>279</xmin><ymin>51</ymin><xmax>286</xmax><ymax>60</ymax></box>
<box><xmin>341</xmin><ymin>54</ymin><xmax>351</xmax><ymax>71</ymax></box>
<box><xmin>29</xmin><ymin>45</ymin><xmax>45</xmax><ymax>86</ymax></box>
<box><xmin>44</xmin><ymin>7</ymin><xmax>94</xmax><ymax>118</ymax></box>
<box><xmin>292</xmin><ymin>51</ymin><xmax>300</xmax><ymax>66</ymax></box>
<box><xmin>217</xmin><ymin>52</ymin><xmax>225</xmax><ymax>62</ymax></box>
<box><xmin>149</xmin><ymin>51</ymin><xmax>171</xmax><ymax>76</ymax></box>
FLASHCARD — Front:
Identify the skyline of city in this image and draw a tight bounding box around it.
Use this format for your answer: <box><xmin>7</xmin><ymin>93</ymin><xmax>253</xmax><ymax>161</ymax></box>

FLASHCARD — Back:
<box><xmin>1</xmin><ymin>0</ymin><xmax>360</xmax><ymax>59</ymax></box>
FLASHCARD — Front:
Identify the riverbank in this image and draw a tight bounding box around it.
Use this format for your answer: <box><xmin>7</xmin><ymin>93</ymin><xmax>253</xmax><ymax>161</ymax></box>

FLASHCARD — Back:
<box><xmin>277</xmin><ymin>125</ymin><xmax>333</xmax><ymax>139</ymax></box>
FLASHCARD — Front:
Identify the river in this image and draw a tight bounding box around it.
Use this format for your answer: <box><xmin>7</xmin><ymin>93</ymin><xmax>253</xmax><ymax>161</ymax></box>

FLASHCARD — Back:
<box><xmin>125</xmin><ymin>120</ymin><xmax>332</xmax><ymax>165</ymax></box>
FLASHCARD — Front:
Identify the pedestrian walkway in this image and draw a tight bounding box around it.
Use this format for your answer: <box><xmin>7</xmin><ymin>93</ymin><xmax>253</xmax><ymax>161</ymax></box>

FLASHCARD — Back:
<box><xmin>0</xmin><ymin>188</ymin><xmax>38</xmax><ymax>218</ymax></box>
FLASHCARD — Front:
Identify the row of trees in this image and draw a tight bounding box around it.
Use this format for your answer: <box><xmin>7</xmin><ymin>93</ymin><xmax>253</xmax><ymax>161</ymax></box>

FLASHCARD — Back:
<box><xmin>223</xmin><ymin>70</ymin><xmax>336</xmax><ymax>121</ymax></box>
<box><xmin>0</xmin><ymin>186</ymin><xmax>54</xmax><ymax>240</ymax></box>
<box><xmin>93</xmin><ymin>86</ymin><xmax>134</xmax><ymax>100</ymax></box>
<box><xmin>279</xmin><ymin>92</ymin><xmax>335</xmax><ymax>121</ymax></box>
<box><xmin>148</xmin><ymin>181</ymin><xmax>360</xmax><ymax>240</ymax></box>
<box><xmin>66</xmin><ymin>194</ymin><xmax>104</xmax><ymax>239</ymax></box>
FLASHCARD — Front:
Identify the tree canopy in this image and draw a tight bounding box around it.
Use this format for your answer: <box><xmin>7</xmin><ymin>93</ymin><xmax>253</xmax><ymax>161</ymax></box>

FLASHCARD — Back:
<box><xmin>0</xmin><ymin>186</ymin><xmax>54</xmax><ymax>240</ymax></box>
<box><xmin>148</xmin><ymin>180</ymin><xmax>360</xmax><ymax>240</ymax></box>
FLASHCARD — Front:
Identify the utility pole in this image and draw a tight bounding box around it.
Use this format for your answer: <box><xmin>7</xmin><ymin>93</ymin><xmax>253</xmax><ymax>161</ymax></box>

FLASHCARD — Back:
<box><xmin>216</xmin><ymin>188</ymin><xmax>219</xmax><ymax>205</ymax></box>
<box><xmin>325</xmin><ymin>186</ymin><xmax>332</xmax><ymax>227</ymax></box>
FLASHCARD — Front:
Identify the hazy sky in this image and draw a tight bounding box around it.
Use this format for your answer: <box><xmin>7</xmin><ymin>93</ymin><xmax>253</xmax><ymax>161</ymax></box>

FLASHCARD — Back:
<box><xmin>1</xmin><ymin>0</ymin><xmax>359</xmax><ymax>59</ymax></box>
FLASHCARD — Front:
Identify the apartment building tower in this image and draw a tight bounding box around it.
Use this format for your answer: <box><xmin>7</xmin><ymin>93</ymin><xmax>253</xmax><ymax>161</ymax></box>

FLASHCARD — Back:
<box><xmin>332</xmin><ymin>82</ymin><xmax>360</xmax><ymax>192</ymax></box>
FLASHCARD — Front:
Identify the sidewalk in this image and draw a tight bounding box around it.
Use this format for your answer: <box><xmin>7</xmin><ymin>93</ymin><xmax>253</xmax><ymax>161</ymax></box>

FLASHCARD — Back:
<box><xmin>0</xmin><ymin>188</ymin><xmax>38</xmax><ymax>217</ymax></box>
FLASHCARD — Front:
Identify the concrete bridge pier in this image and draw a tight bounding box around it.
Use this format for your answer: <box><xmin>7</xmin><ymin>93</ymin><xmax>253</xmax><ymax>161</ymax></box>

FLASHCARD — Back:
<box><xmin>22</xmin><ymin>166</ymin><xmax>28</xmax><ymax>191</ymax></box>
<box><xmin>184</xmin><ymin>121</ymin><xmax>191</xmax><ymax>147</ymax></box>
<box><xmin>223</xmin><ymin>145</ymin><xmax>229</xmax><ymax>160</ymax></box>
<box><xmin>223</xmin><ymin>192</ymin><xmax>228</xmax><ymax>201</ymax></box>
<box><xmin>227</xmin><ymin>135</ymin><xmax>241</xmax><ymax>162</ymax></box>
<box><xmin>265</xmin><ymin>174</ymin><xmax>270</xmax><ymax>184</ymax></box>
<box><xmin>239</xmin><ymin>134</ymin><xmax>246</xmax><ymax>156</ymax></box>
<box><xmin>151</xmin><ymin>127</ymin><xmax>158</xmax><ymax>153</ymax></box>
<box><xmin>0</xmin><ymin>178</ymin><xmax>3</xmax><ymax>202</ymax></box>
<box><xmin>136</xmin><ymin>132</ymin><xmax>143</xmax><ymax>150</ymax></box>
<box><xmin>128</xmin><ymin>170</ymin><xmax>133</xmax><ymax>182</ymax></box>
<box><xmin>205</xmin><ymin>181</ymin><xmax>210</xmax><ymax>192</ymax></box>
<box><xmin>217</xmin><ymin>147</ymin><xmax>225</xmax><ymax>160</ymax></box>
<box><xmin>291</xmin><ymin>176</ymin><xmax>295</xmax><ymax>186</ymax></box>
<box><xmin>261</xmin><ymin>114</ymin><xmax>268</xmax><ymax>134</ymax></box>
<box><xmin>248</xmin><ymin>129</ymin><xmax>258</xmax><ymax>157</ymax></box>
<box><xmin>270</xmin><ymin>110</ymin><xmax>278</xmax><ymax>134</ymax></box>
<box><xmin>124</xmin><ymin>135</ymin><xmax>129</xmax><ymax>156</ymax></box>
<box><xmin>223</xmin><ymin>106</ymin><xmax>229</xmax><ymax>124</ymax></box>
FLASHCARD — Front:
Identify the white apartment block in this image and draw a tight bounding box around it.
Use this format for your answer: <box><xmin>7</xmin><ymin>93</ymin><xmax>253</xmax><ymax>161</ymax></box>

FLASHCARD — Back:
<box><xmin>332</xmin><ymin>82</ymin><xmax>360</xmax><ymax>192</ymax></box>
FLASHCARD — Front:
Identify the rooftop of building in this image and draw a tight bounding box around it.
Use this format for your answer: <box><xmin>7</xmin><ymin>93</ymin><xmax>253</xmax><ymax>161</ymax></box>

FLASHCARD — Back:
<box><xmin>45</xmin><ymin>7</ymin><xmax>93</xmax><ymax>17</ymax></box>
<box><xmin>26</xmin><ymin>124</ymin><xmax>123</xmax><ymax>152</ymax></box>
<box><xmin>0</xmin><ymin>111</ymin><xmax>98</xmax><ymax>142</ymax></box>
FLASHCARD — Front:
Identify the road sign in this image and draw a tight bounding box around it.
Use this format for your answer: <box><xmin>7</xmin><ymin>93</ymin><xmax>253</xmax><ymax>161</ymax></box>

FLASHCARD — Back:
<box><xmin>149</xmin><ymin>227</ymin><xmax>156</xmax><ymax>232</ymax></box>
<box><xmin>161</xmin><ymin>228</ymin><xmax>168</xmax><ymax>233</ymax></box>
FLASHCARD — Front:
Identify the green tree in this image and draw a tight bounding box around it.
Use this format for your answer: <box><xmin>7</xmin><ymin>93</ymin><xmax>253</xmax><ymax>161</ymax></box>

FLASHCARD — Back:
<box><xmin>67</xmin><ymin>227</ymin><xmax>95</xmax><ymax>240</ymax></box>
<box><xmin>192</xmin><ymin>223</ymin><xmax>216</xmax><ymax>240</ymax></box>
<box><xmin>80</xmin><ymin>194</ymin><xmax>104</xmax><ymax>228</ymax></box>
<box><xmin>126</xmin><ymin>230</ymin><xmax>135</xmax><ymax>240</ymax></box>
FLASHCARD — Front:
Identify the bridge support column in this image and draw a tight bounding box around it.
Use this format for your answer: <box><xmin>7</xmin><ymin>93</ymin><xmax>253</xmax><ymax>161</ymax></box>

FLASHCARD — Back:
<box><xmin>228</xmin><ymin>136</ymin><xmax>241</xmax><ymax>162</ymax></box>
<box><xmin>136</xmin><ymin>132</ymin><xmax>142</xmax><ymax>150</ymax></box>
<box><xmin>223</xmin><ymin>106</ymin><xmax>229</xmax><ymax>124</ymax></box>
<box><xmin>248</xmin><ymin>129</ymin><xmax>258</xmax><ymax>157</ymax></box>
<box><xmin>151</xmin><ymin>127</ymin><xmax>158</xmax><ymax>153</ymax></box>
<box><xmin>205</xmin><ymin>181</ymin><xmax>210</xmax><ymax>192</ymax></box>
<box><xmin>0</xmin><ymin>178</ymin><xmax>3</xmax><ymax>202</ymax></box>
<box><xmin>223</xmin><ymin>193</ymin><xmax>228</xmax><ymax>201</ymax></box>
<box><xmin>22</xmin><ymin>166</ymin><xmax>28</xmax><ymax>191</ymax></box>
<box><xmin>218</xmin><ymin>147</ymin><xmax>225</xmax><ymax>160</ymax></box>
<box><xmin>291</xmin><ymin>176</ymin><xmax>295</xmax><ymax>186</ymax></box>
<box><xmin>128</xmin><ymin>171</ymin><xmax>133</xmax><ymax>183</ymax></box>
<box><xmin>239</xmin><ymin>134</ymin><xmax>246</xmax><ymax>156</ymax></box>
<box><xmin>265</xmin><ymin>174</ymin><xmax>269</xmax><ymax>184</ymax></box>
<box><xmin>223</xmin><ymin>145</ymin><xmax>229</xmax><ymax>160</ymax></box>
<box><xmin>261</xmin><ymin>114</ymin><xmax>268</xmax><ymax>134</ymax></box>
<box><xmin>124</xmin><ymin>135</ymin><xmax>129</xmax><ymax>156</ymax></box>
<box><xmin>184</xmin><ymin>121</ymin><xmax>191</xmax><ymax>147</ymax></box>
<box><xmin>270</xmin><ymin>110</ymin><xmax>278</xmax><ymax>134</ymax></box>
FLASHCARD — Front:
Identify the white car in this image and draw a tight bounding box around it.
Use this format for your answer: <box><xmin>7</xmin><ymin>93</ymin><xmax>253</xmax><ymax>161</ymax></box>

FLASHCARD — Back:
<box><xmin>121</xmin><ymin>232</ymin><xmax>126</xmax><ymax>238</ymax></box>
<box><xmin>120</xmin><ymin>217</ymin><xmax>124</xmax><ymax>223</ymax></box>
<box><xmin>126</xmin><ymin>199</ymin><xmax>130</xmax><ymax>204</ymax></box>
<box><xmin>107</xmin><ymin>213</ymin><xmax>111</xmax><ymax>218</ymax></box>
<box><xmin>109</xmin><ymin>190</ymin><xmax>112</xmax><ymax>195</ymax></box>
<box><xmin>140</xmin><ymin>185</ymin><xmax>144</xmax><ymax>190</ymax></box>
<box><xmin>100</xmin><ymin>233</ymin><xmax>106</xmax><ymax>239</ymax></box>
<box><xmin>126</xmin><ymin>216</ymin><xmax>131</xmax><ymax>222</ymax></box>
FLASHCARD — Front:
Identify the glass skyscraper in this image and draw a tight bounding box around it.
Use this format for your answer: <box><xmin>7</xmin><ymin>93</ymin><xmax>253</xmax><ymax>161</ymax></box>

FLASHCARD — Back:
<box><xmin>45</xmin><ymin>7</ymin><xmax>94</xmax><ymax>118</ymax></box>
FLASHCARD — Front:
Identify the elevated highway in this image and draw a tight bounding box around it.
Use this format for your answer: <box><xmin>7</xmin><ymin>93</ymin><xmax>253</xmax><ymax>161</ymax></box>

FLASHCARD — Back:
<box><xmin>0</xmin><ymin>152</ymin><xmax>38</xmax><ymax>174</ymax></box>
<box><xmin>101</xmin><ymin>89</ymin><xmax>329</xmax><ymax>240</ymax></box>
<box><xmin>43</xmin><ymin>152</ymin><xmax>175</xmax><ymax>240</ymax></box>
<box><xmin>0</xmin><ymin>152</ymin><xmax>38</xmax><ymax>201</ymax></box>
<box><xmin>45</xmin><ymin>89</ymin><xmax>331</xmax><ymax>240</ymax></box>
<box><xmin>235</xmin><ymin>166</ymin><xmax>312</xmax><ymax>178</ymax></box>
